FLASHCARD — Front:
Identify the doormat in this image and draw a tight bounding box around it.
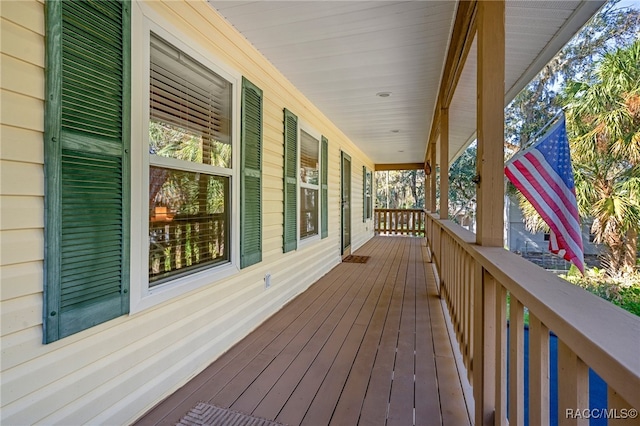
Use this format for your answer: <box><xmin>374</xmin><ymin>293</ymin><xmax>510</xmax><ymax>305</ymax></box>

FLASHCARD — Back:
<box><xmin>178</xmin><ymin>402</ymin><xmax>286</xmax><ymax>426</ymax></box>
<box><xmin>342</xmin><ymin>255</ymin><xmax>370</xmax><ymax>263</ymax></box>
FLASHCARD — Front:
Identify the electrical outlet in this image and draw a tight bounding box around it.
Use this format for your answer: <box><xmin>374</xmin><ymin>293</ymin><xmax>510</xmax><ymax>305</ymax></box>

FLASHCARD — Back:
<box><xmin>264</xmin><ymin>273</ymin><xmax>271</xmax><ymax>289</ymax></box>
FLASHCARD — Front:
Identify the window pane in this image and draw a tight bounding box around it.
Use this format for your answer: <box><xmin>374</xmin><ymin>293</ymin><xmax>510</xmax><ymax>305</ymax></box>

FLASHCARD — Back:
<box><xmin>300</xmin><ymin>187</ymin><xmax>318</xmax><ymax>239</ymax></box>
<box><xmin>150</xmin><ymin>34</ymin><xmax>232</xmax><ymax>168</ymax></box>
<box><xmin>149</xmin><ymin>167</ymin><xmax>229</xmax><ymax>284</ymax></box>
<box><xmin>300</xmin><ymin>130</ymin><xmax>319</xmax><ymax>185</ymax></box>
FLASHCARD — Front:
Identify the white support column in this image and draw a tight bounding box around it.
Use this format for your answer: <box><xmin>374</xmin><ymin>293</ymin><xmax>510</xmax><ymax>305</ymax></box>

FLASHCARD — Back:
<box><xmin>429</xmin><ymin>144</ymin><xmax>437</xmax><ymax>213</ymax></box>
<box><xmin>474</xmin><ymin>2</ymin><xmax>505</xmax><ymax>426</ymax></box>
<box><xmin>439</xmin><ymin>108</ymin><xmax>449</xmax><ymax>220</ymax></box>
<box><xmin>476</xmin><ymin>0</ymin><xmax>505</xmax><ymax>248</ymax></box>
<box><xmin>425</xmin><ymin>145</ymin><xmax>433</xmax><ymax>212</ymax></box>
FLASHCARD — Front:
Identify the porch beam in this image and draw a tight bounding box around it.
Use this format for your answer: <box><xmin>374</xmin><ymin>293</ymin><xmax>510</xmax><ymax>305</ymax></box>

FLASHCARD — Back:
<box><xmin>425</xmin><ymin>0</ymin><xmax>477</xmax><ymax>164</ymax></box>
<box><xmin>440</xmin><ymin>0</ymin><xmax>478</xmax><ymax>108</ymax></box>
<box><xmin>475</xmin><ymin>0</ymin><xmax>505</xmax><ymax>248</ymax></box>
<box><xmin>375</xmin><ymin>163</ymin><xmax>424</xmax><ymax>171</ymax></box>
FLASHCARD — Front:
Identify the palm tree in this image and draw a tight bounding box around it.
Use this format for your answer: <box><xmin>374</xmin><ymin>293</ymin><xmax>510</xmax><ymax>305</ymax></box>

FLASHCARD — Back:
<box><xmin>563</xmin><ymin>40</ymin><xmax>640</xmax><ymax>275</ymax></box>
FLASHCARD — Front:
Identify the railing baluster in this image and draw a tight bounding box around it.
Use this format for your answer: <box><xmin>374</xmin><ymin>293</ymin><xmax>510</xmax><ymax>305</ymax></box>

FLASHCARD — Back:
<box><xmin>465</xmin><ymin>253</ymin><xmax>473</xmax><ymax>365</ymax></box>
<box><xmin>509</xmin><ymin>295</ymin><xmax>525</xmax><ymax>425</ymax></box>
<box><xmin>412</xmin><ymin>210</ymin><xmax>417</xmax><ymax>235</ymax></box>
<box><xmin>558</xmin><ymin>341</ymin><xmax>589</xmax><ymax>426</ymax></box>
<box><xmin>529</xmin><ymin>313</ymin><xmax>550</xmax><ymax>426</ymax></box>
<box><xmin>170</xmin><ymin>223</ymin><xmax>178</xmax><ymax>270</ymax></box>
<box><xmin>495</xmin><ymin>285</ymin><xmax>508</xmax><ymax>426</ymax></box>
<box><xmin>391</xmin><ymin>210</ymin><xmax>396</xmax><ymax>234</ymax></box>
<box><xmin>467</xmin><ymin>253</ymin><xmax>475</xmax><ymax>385</ymax></box>
<box><xmin>474</xmin><ymin>267</ymin><xmax>497</xmax><ymax>426</ymax></box>
<box><xmin>384</xmin><ymin>210</ymin><xmax>388</xmax><ymax>233</ymax></box>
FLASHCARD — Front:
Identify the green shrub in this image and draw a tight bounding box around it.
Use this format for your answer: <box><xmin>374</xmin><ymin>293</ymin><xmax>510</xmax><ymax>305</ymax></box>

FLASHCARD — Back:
<box><xmin>562</xmin><ymin>267</ymin><xmax>640</xmax><ymax>317</ymax></box>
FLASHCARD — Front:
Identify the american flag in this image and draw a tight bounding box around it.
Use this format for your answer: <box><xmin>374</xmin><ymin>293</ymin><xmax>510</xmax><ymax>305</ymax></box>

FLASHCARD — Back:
<box><xmin>505</xmin><ymin>116</ymin><xmax>585</xmax><ymax>274</ymax></box>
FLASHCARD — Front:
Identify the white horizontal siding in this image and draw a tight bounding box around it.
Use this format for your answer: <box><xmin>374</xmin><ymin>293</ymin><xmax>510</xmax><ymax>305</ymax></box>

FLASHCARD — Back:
<box><xmin>0</xmin><ymin>0</ymin><xmax>374</xmax><ymax>425</ymax></box>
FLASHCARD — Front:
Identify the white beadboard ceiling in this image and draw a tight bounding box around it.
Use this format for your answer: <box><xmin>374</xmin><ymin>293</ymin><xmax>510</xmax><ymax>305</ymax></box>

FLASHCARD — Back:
<box><xmin>209</xmin><ymin>0</ymin><xmax>605</xmax><ymax>167</ymax></box>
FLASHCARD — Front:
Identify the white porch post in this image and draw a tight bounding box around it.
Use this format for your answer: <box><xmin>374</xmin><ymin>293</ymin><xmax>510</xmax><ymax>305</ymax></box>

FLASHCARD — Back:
<box><xmin>476</xmin><ymin>0</ymin><xmax>505</xmax><ymax>248</ymax></box>
<box><xmin>474</xmin><ymin>1</ymin><xmax>505</xmax><ymax>426</ymax></box>
<box><xmin>429</xmin><ymin>143</ymin><xmax>437</xmax><ymax>213</ymax></box>
<box><xmin>439</xmin><ymin>108</ymin><xmax>449</xmax><ymax>220</ymax></box>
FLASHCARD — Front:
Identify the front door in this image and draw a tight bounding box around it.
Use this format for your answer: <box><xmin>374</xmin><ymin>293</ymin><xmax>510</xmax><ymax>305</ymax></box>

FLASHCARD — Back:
<box><xmin>341</xmin><ymin>152</ymin><xmax>351</xmax><ymax>256</ymax></box>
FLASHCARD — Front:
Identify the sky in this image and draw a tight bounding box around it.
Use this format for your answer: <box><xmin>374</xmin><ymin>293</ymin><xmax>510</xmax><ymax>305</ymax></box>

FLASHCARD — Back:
<box><xmin>615</xmin><ymin>0</ymin><xmax>640</xmax><ymax>10</ymax></box>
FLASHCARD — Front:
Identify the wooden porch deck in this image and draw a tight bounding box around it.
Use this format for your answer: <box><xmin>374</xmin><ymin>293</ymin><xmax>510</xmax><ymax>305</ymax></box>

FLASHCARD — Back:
<box><xmin>134</xmin><ymin>236</ymin><xmax>471</xmax><ymax>426</ymax></box>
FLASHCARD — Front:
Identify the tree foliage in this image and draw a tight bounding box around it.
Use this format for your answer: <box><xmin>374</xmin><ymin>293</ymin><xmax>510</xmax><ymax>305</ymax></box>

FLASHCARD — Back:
<box><xmin>448</xmin><ymin>145</ymin><xmax>477</xmax><ymax>226</ymax></box>
<box><xmin>564</xmin><ymin>39</ymin><xmax>640</xmax><ymax>275</ymax></box>
<box><xmin>375</xmin><ymin>170</ymin><xmax>425</xmax><ymax>209</ymax></box>
<box><xmin>504</xmin><ymin>1</ymin><xmax>640</xmax><ymax>150</ymax></box>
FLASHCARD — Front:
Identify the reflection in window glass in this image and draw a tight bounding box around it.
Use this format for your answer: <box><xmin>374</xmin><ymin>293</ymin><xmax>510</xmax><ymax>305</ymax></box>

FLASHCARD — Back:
<box><xmin>300</xmin><ymin>130</ymin><xmax>320</xmax><ymax>239</ymax></box>
<box><xmin>300</xmin><ymin>130</ymin><xmax>319</xmax><ymax>185</ymax></box>
<box><xmin>300</xmin><ymin>187</ymin><xmax>318</xmax><ymax>239</ymax></box>
<box><xmin>149</xmin><ymin>34</ymin><xmax>232</xmax><ymax>167</ymax></box>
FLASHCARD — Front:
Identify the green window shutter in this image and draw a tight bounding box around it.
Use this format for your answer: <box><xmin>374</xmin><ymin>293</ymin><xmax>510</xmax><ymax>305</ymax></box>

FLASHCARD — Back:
<box><xmin>363</xmin><ymin>166</ymin><xmax>367</xmax><ymax>222</ymax></box>
<box><xmin>44</xmin><ymin>0</ymin><xmax>130</xmax><ymax>343</ymax></box>
<box><xmin>283</xmin><ymin>109</ymin><xmax>298</xmax><ymax>252</ymax></box>
<box><xmin>321</xmin><ymin>136</ymin><xmax>328</xmax><ymax>239</ymax></box>
<box><xmin>240</xmin><ymin>77</ymin><xmax>263</xmax><ymax>268</ymax></box>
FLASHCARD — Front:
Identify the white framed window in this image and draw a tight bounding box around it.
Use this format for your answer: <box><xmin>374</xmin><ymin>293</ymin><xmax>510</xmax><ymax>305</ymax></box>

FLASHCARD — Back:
<box><xmin>131</xmin><ymin>4</ymin><xmax>242</xmax><ymax>312</ymax></box>
<box><xmin>283</xmin><ymin>112</ymin><xmax>327</xmax><ymax>251</ymax></box>
<box><xmin>148</xmin><ymin>33</ymin><xmax>233</xmax><ymax>285</ymax></box>
<box><xmin>363</xmin><ymin>167</ymin><xmax>373</xmax><ymax>221</ymax></box>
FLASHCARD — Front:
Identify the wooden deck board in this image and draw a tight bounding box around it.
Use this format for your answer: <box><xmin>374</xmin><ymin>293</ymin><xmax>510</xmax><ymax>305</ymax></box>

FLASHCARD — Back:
<box><xmin>231</xmin><ymin>249</ymin><xmax>384</xmax><ymax>416</ymax></box>
<box><xmin>215</xmin><ymin>259</ymin><xmax>368</xmax><ymax>410</ymax></box>
<box><xmin>250</xmin><ymin>238</ymin><xmax>393</xmax><ymax>422</ymax></box>
<box><xmin>415</xmin><ymin>241</ymin><xmax>441</xmax><ymax>426</ymax></box>
<box><xmin>135</xmin><ymin>236</ymin><xmax>470</xmax><ymax>426</ymax></box>
<box><xmin>275</xmin><ymin>245</ymin><xmax>389</xmax><ymax>425</ymax></box>
<box><xmin>300</xmin><ymin>239</ymin><xmax>398</xmax><ymax>426</ymax></box>
<box><xmin>358</xmin><ymin>240</ymin><xmax>408</xmax><ymax>425</ymax></box>
<box><xmin>143</xmin><ymin>248</ymin><xmax>366</xmax><ymax>426</ymax></box>
<box><xmin>328</xmin><ymin>242</ymin><xmax>401</xmax><ymax>425</ymax></box>
<box><xmin>387</xmin><ymin>240</ymin><xmax>418</xmax><ymax>426</ymax></box>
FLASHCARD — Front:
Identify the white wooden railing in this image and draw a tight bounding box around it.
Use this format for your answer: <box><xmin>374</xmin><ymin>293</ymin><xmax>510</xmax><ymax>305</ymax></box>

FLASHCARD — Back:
<box><xmin>424</xmin><ymin>212</ymin><xmax>640</xmax><ymax>426</ymax></box>
<box><xmin>374</xmin><ymin>208</ymin><xmax>425</xmax><ymax>236</ymax></box>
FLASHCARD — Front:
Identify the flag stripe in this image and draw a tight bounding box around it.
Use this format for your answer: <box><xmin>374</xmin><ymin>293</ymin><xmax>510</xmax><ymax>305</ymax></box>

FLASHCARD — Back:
<box><xmin>505</xmin><ymin>166</ymin><xmax>584</xmax><ymax>265</ymax></box>
<box><xmin>504</xmin><ymin>116</ymin><xmax>585</xmax><ymax>274</ymax></box>
<box><xmin>524</xmin><ymin>151</ymin><xmax>580</xmax><ymax>219</ymax></box>
<box><xmin>550</xmin><ymin>231</ymin><xmax>568</xmax><ymax>260</ymax></box>
<box><xmin>510</xmin><ymin>157</ymin><xmax>582</xmax><ymax>243</ymax></box>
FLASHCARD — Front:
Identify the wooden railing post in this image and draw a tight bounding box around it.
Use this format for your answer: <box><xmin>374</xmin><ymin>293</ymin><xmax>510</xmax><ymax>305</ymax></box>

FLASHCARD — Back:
<box><xmin>495</xmin><ymin>285</ymin><xmax>508</xmax><ymax>426</ymax></box>
<box><xmin>509</xmin><ymin>296</ymin><xmax>525</xmax><ymax>425</ymax></box>
<box><xmin>473</xmin><ymin>266</ymin><xmax>496</xmax><ymax>426</ymax></box>
<box><xmin>558</xmin><ymin>341</ymin><xmax>590</xmax><ymax>426</ymax></box>
<box><xmin>529</xmin><ymin>313</ymin><xmax>550</xmax><ymax>426</ymax></box>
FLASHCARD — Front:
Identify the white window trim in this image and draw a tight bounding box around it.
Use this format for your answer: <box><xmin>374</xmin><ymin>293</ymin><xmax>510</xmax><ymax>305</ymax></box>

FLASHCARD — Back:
<box><xmin>130</xmin><ymin>1</ymin><xmax>242</xmax><ymax>314</ymax></box>
<box><xmin>297</xmin><ymin>121</ymin><xmax>322</xmax><ymax>247</ymax></box>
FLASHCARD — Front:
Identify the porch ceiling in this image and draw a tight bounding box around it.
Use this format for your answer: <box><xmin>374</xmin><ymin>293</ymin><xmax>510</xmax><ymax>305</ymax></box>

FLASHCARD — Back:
<box><xmin>208</xmin><ymin>0</ymin><xmax>605</xmax><ymax>167</ymax></box>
